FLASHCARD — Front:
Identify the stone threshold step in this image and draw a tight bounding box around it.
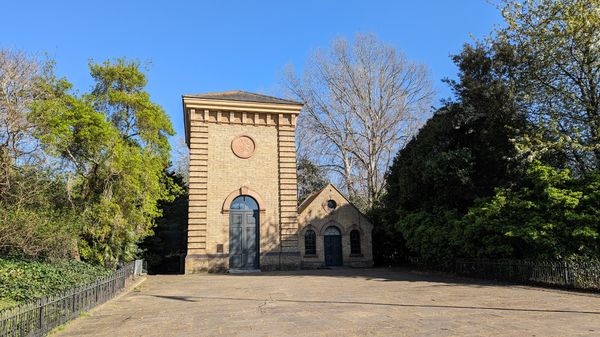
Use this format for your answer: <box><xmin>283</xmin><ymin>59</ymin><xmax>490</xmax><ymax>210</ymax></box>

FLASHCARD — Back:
<box><xmin>228</xmin><ymin>269</ymin><xmax>261</xmax><ymax>274</ymax></box>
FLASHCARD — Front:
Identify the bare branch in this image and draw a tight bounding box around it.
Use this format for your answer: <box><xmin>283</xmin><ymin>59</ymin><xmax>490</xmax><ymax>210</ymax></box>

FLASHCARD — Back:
<box><xmin>284</xmin><ymin>34</ymin><xmax>434</xmax><ymax>207</ymax></box>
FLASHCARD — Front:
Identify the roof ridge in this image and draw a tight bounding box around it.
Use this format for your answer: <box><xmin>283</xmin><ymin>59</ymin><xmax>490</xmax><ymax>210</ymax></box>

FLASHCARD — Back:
<box><xmin>236</xmin><ymin>90</ymin><xmax>299</xmax><ymax>104</ymax></box>
<box><xmin>297</xmin><ymin>183</ymin><xmax>371</xmax><ymax>223</ymax></box>
<box><xmin>182</xmin><ymin>90</ymin><xmax>302</xmax><ymax>105</ymax></box>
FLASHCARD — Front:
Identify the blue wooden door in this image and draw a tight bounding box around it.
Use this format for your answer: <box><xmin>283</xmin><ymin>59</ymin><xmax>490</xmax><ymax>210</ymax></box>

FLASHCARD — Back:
<box><xmin>229</xmin><ymin>210</ymin><xmax>258</xmax><ymax>269</ymax></box>
<box><xmin>324</xmin><ymin>235</ymin><xmax>342</xmax><ymax>266</ymax></box>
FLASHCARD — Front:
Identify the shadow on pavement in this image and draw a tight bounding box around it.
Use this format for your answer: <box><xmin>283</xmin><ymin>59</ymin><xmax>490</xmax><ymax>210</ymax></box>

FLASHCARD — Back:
<box><xmin>146</xmin><ymin>294</ymin><xmax>600</xmax><ymax>316</ymax></box>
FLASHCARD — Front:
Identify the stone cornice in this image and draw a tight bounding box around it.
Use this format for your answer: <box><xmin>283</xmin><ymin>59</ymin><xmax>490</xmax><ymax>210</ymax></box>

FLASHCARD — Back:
<box><xmin>183</xmin><ymin>96</ymin><xmax>302</xmax><ymax>113</ymax></box>
<box><xmin>183</xmin><ymin>96</ymin><xmax>302</xmax><ymax>146</ymax></box>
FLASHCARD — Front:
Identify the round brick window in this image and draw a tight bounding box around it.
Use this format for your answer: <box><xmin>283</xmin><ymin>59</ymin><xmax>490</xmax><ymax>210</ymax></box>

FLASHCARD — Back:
<box><xmin>327</xmin><ymin>199</ymin><xmax>337</xmax><ymax>210</ymax></box>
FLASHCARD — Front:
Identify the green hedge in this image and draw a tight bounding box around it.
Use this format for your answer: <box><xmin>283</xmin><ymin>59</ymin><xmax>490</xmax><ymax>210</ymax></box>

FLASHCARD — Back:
<box><xmin>0</xmin><ymin>257</ymin><xmax>110</xmax><ymax>310</ymax></box>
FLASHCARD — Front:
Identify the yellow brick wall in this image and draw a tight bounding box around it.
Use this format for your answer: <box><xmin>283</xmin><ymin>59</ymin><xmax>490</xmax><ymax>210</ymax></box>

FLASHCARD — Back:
<box><xmin>206</xmin><ymin>123</ymin><xmax>281</xmax><ymax>257</ymax></box>
<box><xmin>185</xmin><ymin>109</ymin><xmax>300</xmax><ymax>273</ymax></box>
<box><xmin>298</xmin><ymin>185</ymin><xmax>374</xmax><ymax>268</ymax></box>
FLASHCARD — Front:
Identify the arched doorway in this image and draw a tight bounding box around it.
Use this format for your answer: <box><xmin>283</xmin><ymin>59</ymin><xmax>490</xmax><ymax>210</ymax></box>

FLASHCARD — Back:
<box><xmin>324</xmin><ymin>226</ymin><xmax>342</xmax><ymax>266</ymax></box>
<box><xmin>229</xmin><ymin>195</ymin><xmax>259</xmax><ymax>270</ymax></box>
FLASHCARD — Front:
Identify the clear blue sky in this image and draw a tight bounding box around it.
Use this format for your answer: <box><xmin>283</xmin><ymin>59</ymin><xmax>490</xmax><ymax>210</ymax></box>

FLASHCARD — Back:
<box><xmin>1</xmin><ymin>0</ymin><xmax>503</xmax><ymax>151</ymax></box>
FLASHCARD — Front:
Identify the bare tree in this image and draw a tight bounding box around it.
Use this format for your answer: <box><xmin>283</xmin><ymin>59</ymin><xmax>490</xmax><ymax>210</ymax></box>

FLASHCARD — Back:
<box><xmin>0</xmin><ymin>49</ymin><xmax>46</xmax><ymax>201</ymax></box>
<box><xmin>285</xmin><ymin>34</ymin><xmax>434</xmax><ymax>208</ymax></box>
<box><xmin>0</xmin><ymin>50</ymin><xmax>81</xmax><ymax>258</ymax></box>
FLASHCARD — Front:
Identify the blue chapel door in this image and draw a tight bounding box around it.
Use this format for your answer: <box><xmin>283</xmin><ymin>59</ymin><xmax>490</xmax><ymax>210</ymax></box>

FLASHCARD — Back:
<box><xmin>324</xmin><ymin>226</ymin><xmax>342</xmax><ymax>266</ymax></box>
<box><xmin>229</xmin><ymin>196</ymin><xmax>259</xmax><ymax>270</ymax></box>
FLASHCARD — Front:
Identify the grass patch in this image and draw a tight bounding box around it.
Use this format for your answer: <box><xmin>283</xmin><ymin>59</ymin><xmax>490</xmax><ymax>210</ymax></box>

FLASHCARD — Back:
<box><xmin>0</xmin><ymin>257</ymin><xmax>111</xmax><ymax>310</ymax></box>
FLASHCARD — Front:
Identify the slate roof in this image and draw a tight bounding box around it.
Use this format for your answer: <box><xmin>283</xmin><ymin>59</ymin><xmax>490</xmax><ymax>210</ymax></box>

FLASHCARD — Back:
<box><xmin>183</xmin><ymin>90</ymin><xmax>302</xmax><ymax>105</ymax></box>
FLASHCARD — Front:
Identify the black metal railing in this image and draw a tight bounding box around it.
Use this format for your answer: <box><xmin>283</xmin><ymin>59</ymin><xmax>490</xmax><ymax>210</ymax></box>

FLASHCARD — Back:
<box><xmin>0</xmin><ymin>261</ymin><xmax>139</xmax><ymax>337</ymax></box>
<box><xmin>455</xmin><ymin>259</ymin><xmax>600</xmax><ymax>291</ymax></box>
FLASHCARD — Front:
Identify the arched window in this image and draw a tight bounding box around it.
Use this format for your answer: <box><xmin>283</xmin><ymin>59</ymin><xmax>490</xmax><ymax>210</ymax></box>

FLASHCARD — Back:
<box><xmin>304</xmin><ymin>229</ymin><xmax>316</xmax><ymax>255</ymax></box>
<box><xmin>230</xmin><ymin>195</ymin><xmax>258</xmax><ymax>210</ymax></box>
<box><xmin>350</xmin><ymin>230</ymin><xmax>361</xmax><ymax>255</ymax></box>
<box><xmin>324</xmin><ymin>226</ymin><xmax>341</xmax><ymax>236</ymax></box>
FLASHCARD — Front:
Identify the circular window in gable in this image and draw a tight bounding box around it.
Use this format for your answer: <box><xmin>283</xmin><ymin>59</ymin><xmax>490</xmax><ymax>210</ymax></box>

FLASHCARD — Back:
<box><xmin>326</xmin><ymin>199</ymin><xmax>337</xmax><ymax>210</ymax></box>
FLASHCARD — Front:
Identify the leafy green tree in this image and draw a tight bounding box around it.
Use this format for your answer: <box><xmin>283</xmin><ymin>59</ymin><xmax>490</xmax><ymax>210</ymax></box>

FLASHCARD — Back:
<box><xmin>377</xmin><ymin>0</ymin><xmax>600</xmax><ymax>265</ymax></box>
<box><xmin>395</xmin><ymin>209</ymin><xmax>463</xmax><ymax>265</ymax></box>
<box><xmin>460</xmin><ymin>162</ymin><xmax>600</xmax><ymax>260</ymax></box>
<box><xmin>31</xmin><ymin>59</ymin><xmax>176</xmax><ymax>266</ymax></box>
<box><xmin>0</xmin><ymin>168</ymin><xmax>81</xmax><ymax>260</ymax></box>
<box><xmin>498</xmin><ymin>0</ymin><xmax>600</xmax><ymax>172</ymax></box>
<box><xmin>395</xmin><ymin>162</ymin><xmax>600</xmax><ymax>264</ymax></box>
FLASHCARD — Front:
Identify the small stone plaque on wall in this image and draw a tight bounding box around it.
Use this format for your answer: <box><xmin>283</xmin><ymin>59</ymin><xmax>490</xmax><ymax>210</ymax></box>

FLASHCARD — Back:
<box><xmin>231</xmin><ymin>135</ymin><xmax>256</xmax><ymax>159</ymax></box>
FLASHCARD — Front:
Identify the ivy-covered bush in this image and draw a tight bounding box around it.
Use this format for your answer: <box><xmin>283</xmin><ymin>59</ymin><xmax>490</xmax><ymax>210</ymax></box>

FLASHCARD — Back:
<box><xmin>0</xmin><ymin>257</ymin><xmax>110</xmax><ymax>308</ymax></box>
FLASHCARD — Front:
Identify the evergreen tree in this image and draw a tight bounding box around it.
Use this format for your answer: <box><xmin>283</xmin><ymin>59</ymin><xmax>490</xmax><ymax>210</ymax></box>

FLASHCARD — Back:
<box><xmin>375</xmin><ymin>43</ymin><xmax>528</xmax><ymax>264</ymax></box>
<box><xmin>385</xmin><ymin>43</ymin><xmax>526</xmax><ymax>216</ymax></box>
<box><xmin>297</xmin><ymin>156</ymin><xmax>328</xmax><ymax>203</ymax></box>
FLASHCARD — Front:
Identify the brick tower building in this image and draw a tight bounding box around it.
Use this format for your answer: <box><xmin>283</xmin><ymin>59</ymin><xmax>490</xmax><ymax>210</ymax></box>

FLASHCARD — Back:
<box><xmin>182</xmin><ymin>91</ymin><xmax>303</xmax><ymax>273</ymax></box>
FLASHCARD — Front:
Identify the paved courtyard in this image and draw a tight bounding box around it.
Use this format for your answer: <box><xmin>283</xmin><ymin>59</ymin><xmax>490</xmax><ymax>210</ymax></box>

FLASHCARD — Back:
<box><xmin>55</xmin><ymin>268</ymin><xmax>600</xmax><ymax>337</ymax></box>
